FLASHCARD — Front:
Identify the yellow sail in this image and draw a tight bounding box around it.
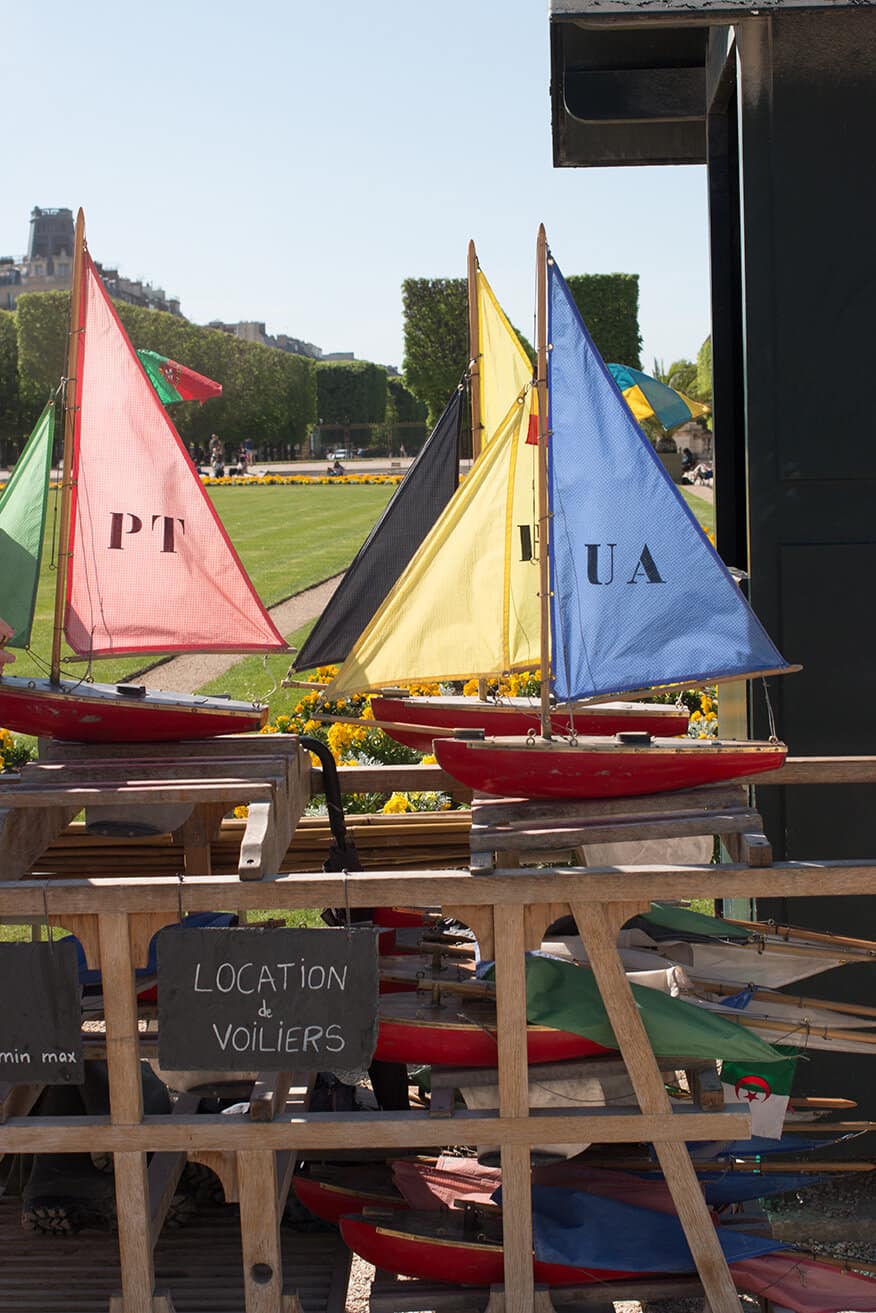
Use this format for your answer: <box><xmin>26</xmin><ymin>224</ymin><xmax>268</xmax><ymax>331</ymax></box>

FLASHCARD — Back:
<box><xmin>477</xmin><ymin>270</ymin><xmax>533</xmax><ymax>446</ymax></box>
<box><xmin>325</xmin><ymin>390</ymin><xmax>540</xmax><ymax>697</ymax></box>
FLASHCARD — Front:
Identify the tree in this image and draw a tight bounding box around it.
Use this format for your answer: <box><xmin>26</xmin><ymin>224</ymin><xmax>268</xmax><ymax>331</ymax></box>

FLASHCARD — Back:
<box><xmin>696</xmin><ymin>336</ymin><xmax>712</xmax><ymax>407</ymax></box>
<box><xmin>653</xmin><ymin>357</ymin><xmax>698</xmax><ymax>397</ymax></box>
<box><xmin>0</xmin><ymin>309</ymin><xmax>20</xmax><ymax>456</ymax></box>
<box><xmin>402</xmin><ymin>278</ymin><xmax>469</xmax><ymax>426</ymax></box>
<box><xmin>564</xmin><ymin>274</ymin><xmax>642</xmax><ymax>367</ymax></box>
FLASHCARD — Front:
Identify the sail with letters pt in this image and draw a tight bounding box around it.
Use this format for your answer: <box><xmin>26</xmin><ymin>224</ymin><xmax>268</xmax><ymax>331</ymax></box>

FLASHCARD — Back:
<box><xmin>0</xmin><ymin>403</ymin><xmax>54</xmax><ymax>648</ymax></box>
<box><xmin>64</xmin><ymin>253</ymin><xmax>286</xmax><ymax>658</ymax></box>
<box><xmin>294</xmin><ymin>386</ymin><xmax>463</xmax><ymax>671</ymax></box>
<box><xmin>547</xmin><ymin>257</ymin><xmax>792</xmax><ymax>703</ymax></box>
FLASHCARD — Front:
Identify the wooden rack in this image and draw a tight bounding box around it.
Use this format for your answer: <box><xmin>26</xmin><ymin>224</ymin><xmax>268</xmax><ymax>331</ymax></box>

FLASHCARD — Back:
<box><xmin>3</xmin><ymin>857</ymin><xmax>876</xmax><ymax>1311</ymax></box>
<box><xmin>1</xmin><ymin>751</ymin><xmax>875</xmax><ymax>1311</ymax></box>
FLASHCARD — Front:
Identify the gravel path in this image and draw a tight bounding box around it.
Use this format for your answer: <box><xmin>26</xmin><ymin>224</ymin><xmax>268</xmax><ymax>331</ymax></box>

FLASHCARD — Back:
<box><xmin>133</xmin><ymin>574</ymin><xmax>342</xmax><ymax>693</ymax></box>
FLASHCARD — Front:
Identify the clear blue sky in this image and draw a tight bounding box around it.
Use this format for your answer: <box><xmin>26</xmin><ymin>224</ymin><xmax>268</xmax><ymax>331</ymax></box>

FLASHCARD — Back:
<box><xmin>2</xmin><ymin>0</ymin><xmax>710</xmax><ymax>374</ymax></box>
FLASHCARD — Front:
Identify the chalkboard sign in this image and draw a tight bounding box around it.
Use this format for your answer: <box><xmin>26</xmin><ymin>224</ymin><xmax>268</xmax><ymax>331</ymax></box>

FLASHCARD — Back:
<box><xmin>0</xmin><ymin>941</ymin><xmax>83</xmax><ymax>1084</ymax></box>
<box><xmin>157</xmin><ymin>926</ymin><xmax>380</xmax><ymax>1073</ymax></box>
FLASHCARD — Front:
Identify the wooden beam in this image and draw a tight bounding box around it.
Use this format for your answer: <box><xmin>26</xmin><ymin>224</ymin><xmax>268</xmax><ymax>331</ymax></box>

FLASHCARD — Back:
<box><xmin>571</xmin><ymin>900</ymin><xmax>744</xmax><ymax>1313</ymax></box>
<box><xmin>0</xmin><ymin>1107</ymin><xmax>752</xmax><ymax>1154</ymax></box>
<box><xmin>5</xmin><ymin>858</ymin><xmax>876</xmax><ymax>919</ymax></box>
<box><xmin>493</xmin><ymin>905</ymin><xmax>534</xmax><ymax>1313</ymax></box>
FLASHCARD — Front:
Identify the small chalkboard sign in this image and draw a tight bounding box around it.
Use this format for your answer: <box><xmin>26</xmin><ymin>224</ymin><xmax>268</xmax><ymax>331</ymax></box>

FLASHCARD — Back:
<box><xmin>157</xmin><ymin>926</ymin><xmax>380</xmax><ymax>1073</ymax></box>
<box><xmin>0</xmin><ymin>941</ymin><xmax>83</xmax><ymax>1084</ymax></box>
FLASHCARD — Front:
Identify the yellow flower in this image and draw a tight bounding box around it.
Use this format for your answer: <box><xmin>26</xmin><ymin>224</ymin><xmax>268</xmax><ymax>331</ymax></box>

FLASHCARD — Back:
<box><xmin>382</xmin><ymin>792</ymin><xmax>412</xmax><ymax>814</ymax></box>
<box><xmin>690</xmin><ymin>710</ymin><xmax>702</xmax><ymax>722</ymax></box>
<box><xmin>233</xmin><ymin>804</ymin><xmax>249</xmax><ymax>818</ymax></box>
<box><xmin>462</xmin><ymin>678</ymin><xmax>480</xmax><ymax>697</ymax></box>
<box><xmin>421</xmin><ymin>753</ymin><xmax>438</xmax><ymax>765</ymax></box>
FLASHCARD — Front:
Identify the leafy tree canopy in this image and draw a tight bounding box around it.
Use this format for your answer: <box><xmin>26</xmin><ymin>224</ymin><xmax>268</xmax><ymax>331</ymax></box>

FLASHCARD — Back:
<box><xmin>402</xmin><ymin>278</ymin><xmax>469</xmax><ymax>427</ymax></box>
<box><xmin>316</xmin><ymin>359</ymin><xmax>387</xmax><ymax>426</ymax></box>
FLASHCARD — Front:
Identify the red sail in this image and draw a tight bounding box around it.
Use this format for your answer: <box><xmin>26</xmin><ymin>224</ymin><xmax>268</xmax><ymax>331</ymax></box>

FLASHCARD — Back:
<box><xmin>65</xmin><ymin>255</ymin><xmax>287</xmax><ymax>657</ymax></box>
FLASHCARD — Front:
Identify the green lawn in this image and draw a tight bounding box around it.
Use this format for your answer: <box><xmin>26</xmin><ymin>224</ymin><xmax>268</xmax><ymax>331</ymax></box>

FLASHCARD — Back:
<box><xmin>198</xmin><ymin>619</ymin><xmax>317</xmax><ymax>707</ymax></box>
<box><xmin>681</xmin><ymin>488</ymin><xmax>714</xmax><ymax>537</ymax></box>
<box><xmin>9</xmin><ymin>485</ymin><xmax>393</xmax><ymax>685</ymax></box>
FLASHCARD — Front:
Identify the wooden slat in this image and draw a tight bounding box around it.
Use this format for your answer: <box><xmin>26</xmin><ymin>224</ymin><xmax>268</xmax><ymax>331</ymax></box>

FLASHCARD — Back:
<box><xmin>6</xmin><ymin>860</ymin><xmax>876</xmax><ymax>918</ymax></box>
<box><xmin>492</xmin><ymin>905</ymin><xmax>534</xmax><ymax>1313</ymax></box>
<box><xmin>571</xmin><ymin>899</ymin><xmax>743</xmax><ymax>1313</ymax></box>
<box><xmin>0</xmin><ymin>1107</ymin><xmax>751</xmax><ymax>1154</ymax></box>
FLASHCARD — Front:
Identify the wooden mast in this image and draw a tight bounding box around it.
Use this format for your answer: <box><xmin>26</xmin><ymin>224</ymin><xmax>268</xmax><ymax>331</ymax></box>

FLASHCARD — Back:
<box><xmin>50</xmin><ymin>208</ymin><xmax>85</xmax><ymax>685</ymax></box>
<box><xmin>466</xmin><ymin>239</ymin><xmax>483</xmax><ymax>461</ymax></box>
<box><xmin>535</xmin><ymin>224</ymin><xmax>551</xmax><ymax>740</ymax></box>
<box><xmin>468</xmin><ymin>240</ymin><xmax>492</xmax><ymax>703</ymax></box>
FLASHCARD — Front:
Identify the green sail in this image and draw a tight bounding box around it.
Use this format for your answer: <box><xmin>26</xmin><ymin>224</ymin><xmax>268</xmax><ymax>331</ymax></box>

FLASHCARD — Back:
<box><xmin>0</xmin><ymin>403</ymin><xmax>54</xmax><ymax>648</ymax></box>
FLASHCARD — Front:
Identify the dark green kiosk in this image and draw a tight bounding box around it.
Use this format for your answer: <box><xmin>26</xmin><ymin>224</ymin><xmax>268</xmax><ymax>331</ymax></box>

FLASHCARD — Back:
<box><xmin>549</xmin><ymin>0</ymin><xmax>876</xmax><ymax>1113</ymax></box>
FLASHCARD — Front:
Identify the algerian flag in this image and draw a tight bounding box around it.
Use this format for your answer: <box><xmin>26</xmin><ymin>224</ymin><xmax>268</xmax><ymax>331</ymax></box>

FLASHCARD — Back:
<box><xmin>721</xmin><ymin>1047</ymin><xmax>798</xmax><ymax>1139</ymax></box>
<box><xmin>137</xmin><ymin>350</ymin><xmax>222</xmax><ymax>405</ymax></box>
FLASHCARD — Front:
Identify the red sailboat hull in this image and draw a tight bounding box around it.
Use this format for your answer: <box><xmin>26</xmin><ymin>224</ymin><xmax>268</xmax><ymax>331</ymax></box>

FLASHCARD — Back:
<box><xmin>434</xmin><ymin>734</ymin><xmax>787</xmax><ymax>801</ymax></box>
<box><xmin>340</xmin><ymin>1214</ymin><xmax>639</xmax><ymax>1287</ymax></box>
<box><xmin>371</xmin><ymin>695</ymin><xmax>689</xmax><ymax>754</ymax></box>
<box><xmin>293</xmin><ymin>1175</ymin><xmax>404</xmax><ymax>1227</ymax></box>
<box><xmin>0</xmin><ymin>675</ymin><xmax>267</xmax><ymax>742</ymax></box>
<box><xmin>375</xmin><ymin>994</ymin><xmax>611</xmax><ymax>1066</ymax></box>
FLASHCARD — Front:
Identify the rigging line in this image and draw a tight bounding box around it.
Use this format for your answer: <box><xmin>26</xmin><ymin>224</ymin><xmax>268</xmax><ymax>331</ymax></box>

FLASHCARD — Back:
<box><xmin>762</xmin><ymin>677</ymin><xmax>778</xmax><ymax>742</ymax></box>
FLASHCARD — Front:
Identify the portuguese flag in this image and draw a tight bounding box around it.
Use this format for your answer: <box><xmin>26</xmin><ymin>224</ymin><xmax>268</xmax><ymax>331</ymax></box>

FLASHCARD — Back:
<box><xmin>137</xmin><ymin>350</ymin><xmax>222</xmax><ymax>406</ymax></box>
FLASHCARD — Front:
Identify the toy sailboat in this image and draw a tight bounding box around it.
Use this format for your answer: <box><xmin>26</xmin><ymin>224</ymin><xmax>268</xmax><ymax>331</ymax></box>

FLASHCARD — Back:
<box><xmin>319</xmin><ymin>243</ymin><xmax>690</xmax><ymax>748</ymax></box>
<box><xmin>324</xmin><ymin>228</ymin><xmax>794</xmax><ymax>798</ymax></box>
<box><xmin>0</xmin><ymin>210</ymin><xmax>286</xmax><ymax>742</ymax></box>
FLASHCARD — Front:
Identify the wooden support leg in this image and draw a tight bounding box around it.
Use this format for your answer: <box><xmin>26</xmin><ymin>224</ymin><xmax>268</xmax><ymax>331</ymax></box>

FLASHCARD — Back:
<box><xmin>569</xmin><ymin>900</ymin><xmax>743</xmax><ymax>1313</ymax></box>
<box><xmin>238</xmin><ymin>1149</ymin><xmax>300</xmax><ymax>1313</ymax></box>
<box><xmin>100</xmin><ymin>912</ymin><xmax>167</xmax><ymax>1313</ymax></box>
<box><xmin>493</xmin><ymin>904</ymin><xmax>534</xmax><ymax>1313</ymax></box>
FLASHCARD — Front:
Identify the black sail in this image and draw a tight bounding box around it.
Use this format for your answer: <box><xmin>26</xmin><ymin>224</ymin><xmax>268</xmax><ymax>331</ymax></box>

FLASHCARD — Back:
<box><xmin>294</xmin><ymin>388</ymin><xmax>462</xmax><ymax>671</ymax></box>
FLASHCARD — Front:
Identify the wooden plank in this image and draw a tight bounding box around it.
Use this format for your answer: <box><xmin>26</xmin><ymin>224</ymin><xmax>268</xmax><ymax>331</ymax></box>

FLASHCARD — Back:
<box><xmin>571</xmin><ymin>899</ymin><xmax>743</xmax><ymax>1313</ymax></box>
<box><xmin>238</xmin><ymin>801</ymin><xmax>275</xmax><ymax>881</ymax></box>
<box><xmin>0</xmin><ymin>862</ymin><xmax>785</xmax><ymax>914</ymax></box>
<box><xmin>237</xmin><ymin>1149</ymin><xmax>285</xmax><ymax>1313</ymax></box>
<box><xmin>98</xmin><ymin>911</ymin><xmax>157</xmax><ymax>1313</ymax></box>
<box><xmin>370</xmin><ymin>1276</ymin><xmax>704</xmax><ymax>1312</ymax></box>
<box><xmin>148</xmin><ymin>1094</ymin><xmax>201</xmax><ymax>1248</ymax></box>
<box><xmin>471</xmin><ymin>784</ymin><xmax>746</xmax><ymax>827</ymax></box>
<box><xmin>430</xmin><ymin>1056</ymin><xmax>709</xmax><ymax>1090</ymax></box>
<box><xmin>493</xmin><ymin>905</ymin><xmax>534</xmax><ymax>1313</ymax></box>
<box><xmin>0</xmin><ymin>1107</ymin><xmax>751</xmax><ymax>1154</ymax></box>
<box><xmin>113</xmin><ymin>1152</ymin><xmax>162</xmax><ymax>1313</ymax></box>
<box><xmin>688</xmin><ymin>1063</ymin><xmax>724</xmax><ymax>1110</ymax></box>
<box><xmin>249</xmin><ymin>1073</ymin><xmax>295</xmax><ymax>1123</ymax></box>
<box><xmin>471</xmin><ymin>811</ymin><xmax>761</xmax><ymax>853</ymax></box>
<box><xmin>0</xmin><ymin>1080</ymin><xmax>43</xmax><ymax>1123</ymax></box>
<box><xmin>0</xmin><ymin>782</ymin><xmax>274</xmax><ymax>807</ymax></box>
<box><xmin>4</xmin><ymin>859</ymin><xmax>876</xmax><ymax>916</ymax></box>
<box><xmin>0</xmin><ymin>803</ymin><xmax>79</xmax><ymax>881</ymax></box>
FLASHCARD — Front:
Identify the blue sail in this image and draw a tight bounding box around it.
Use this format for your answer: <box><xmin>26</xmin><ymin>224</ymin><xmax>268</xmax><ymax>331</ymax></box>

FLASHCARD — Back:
<box><xmin>547</xmin><ymin>258</ymin><xmax>791</xmax><ymax>702</ymax></box>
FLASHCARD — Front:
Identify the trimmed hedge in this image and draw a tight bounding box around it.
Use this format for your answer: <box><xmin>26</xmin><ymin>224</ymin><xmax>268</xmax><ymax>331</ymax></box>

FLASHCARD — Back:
<box><xmin>402</xmin><ymin>278</ymin><xmax>469</xmax><ymax>426</ymax></box>
<box><xmin>12</xmin><ymin>291</ymin><xmax>317</xmax><ymax>455</ymax></box>
<box><xmin>316</xmin><ymin>359</ymin><xmax>387</xmax><ymax>427</ymax></box>
<box><xmin>0</xmin><ymin>310</ymin><xmax>20</xmax><ymax>457</ymax></box>
<box><xmin>563</xmin><ymin>274</ymin><xmax>642</xmax><ymax>368</ymax></box>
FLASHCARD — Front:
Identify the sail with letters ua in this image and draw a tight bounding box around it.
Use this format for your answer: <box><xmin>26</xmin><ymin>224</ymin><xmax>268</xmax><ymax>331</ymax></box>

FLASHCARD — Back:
<box><xmin>433</xmin><ymin>230</ymin><xmax>795</xmax><ymax>799</ymax></box>
<box><xmin>546</xmin><ymin>258</ymin><xmax>791</xmax><ymax>702</ymax></box>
